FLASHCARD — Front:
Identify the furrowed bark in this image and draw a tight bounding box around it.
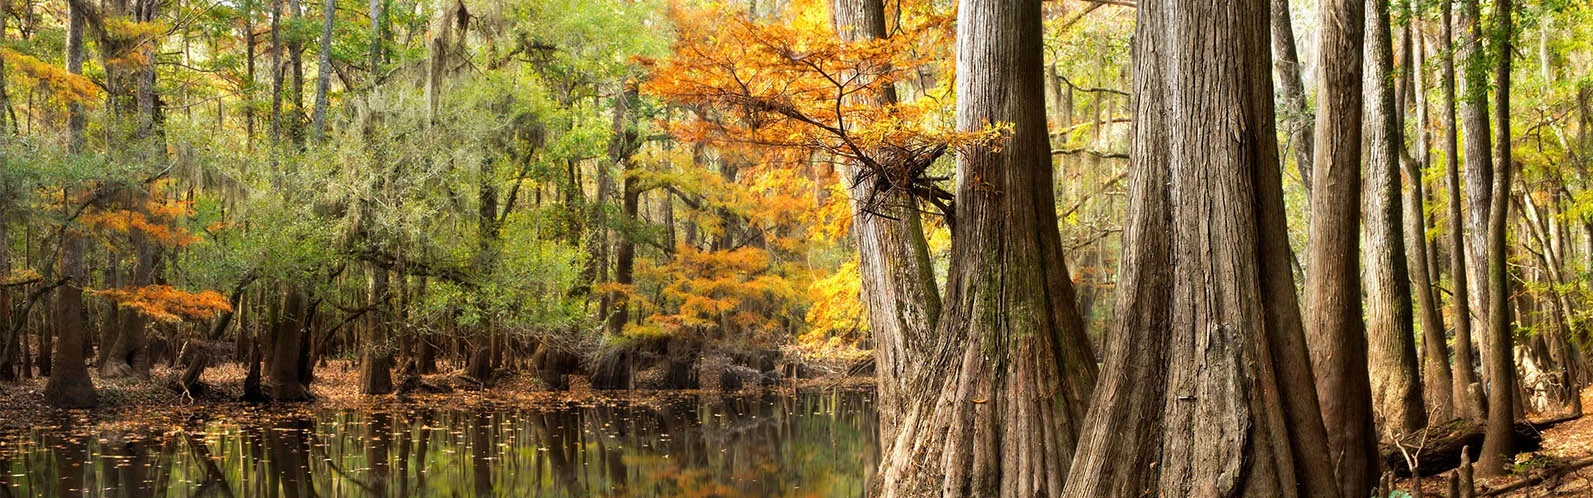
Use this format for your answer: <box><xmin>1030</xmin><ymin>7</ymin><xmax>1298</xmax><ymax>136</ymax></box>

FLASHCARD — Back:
<box><xmin>874</xmin><ymin>1</ymin><xmax>1096</xmax><ymax>495</ymax></box>
<box><xmin>1439</xmin><ymin>0</ymin><xmax>1484</xmax><ymax>421</ymax></box>
<box><xmin>829</xmin><ymin>0</ymin><xmax>942</xmax><ymax>442</ymax></box>
<box><xmin>1066</xmin><ymin>0</ymin><xmax>1339</xmax><ymax>493</ymax></box>
<box><xmin>1364</xmin><ymin>0</ymin><xmax>1426</xmax><ymax>438</ymax></box>
<box><xmin>1476</xmin><ymin>0</ymin><xmax>1515</xmax><ymax>475</ymax></box>
<box><xmin>1306</xmin><ymin>0</ymin><xmax>1379</xmax><ymax>492</ymax></box>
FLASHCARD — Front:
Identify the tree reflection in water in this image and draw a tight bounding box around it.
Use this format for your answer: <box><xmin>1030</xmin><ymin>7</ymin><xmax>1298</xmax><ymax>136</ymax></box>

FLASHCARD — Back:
<box><xmin>0</xmin><ymin>390</ymin><xmax>877</xmax><ymax>497</ymax></box>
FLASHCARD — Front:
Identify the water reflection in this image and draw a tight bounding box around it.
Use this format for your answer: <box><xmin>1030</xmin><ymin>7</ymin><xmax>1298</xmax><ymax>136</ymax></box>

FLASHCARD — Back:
<box><xmin>0</xmin><ymin>390</ymin><xmax>878</xmax><ymax>497</ymax></box>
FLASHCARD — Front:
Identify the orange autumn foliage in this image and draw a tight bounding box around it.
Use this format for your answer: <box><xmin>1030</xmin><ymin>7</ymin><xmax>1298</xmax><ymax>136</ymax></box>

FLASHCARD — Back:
<box><xmin>79</xmin><ymin>180</ymin><xmax>203</xmax><ymax>247</ymax></box>
<box><xmin>88</xmin><ymin>285</ymin><xmax>232</xmax><ymax>323</ymax></box>
<box><xmin>642</xmin><ymin>0</ymin><xmax>993</xmax><ymax>214</ymax></box>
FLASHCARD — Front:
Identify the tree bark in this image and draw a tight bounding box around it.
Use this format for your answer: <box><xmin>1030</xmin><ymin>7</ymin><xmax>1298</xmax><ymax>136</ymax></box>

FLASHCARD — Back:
<box><xmin>1306</xmin><ymin>0</ymin><xmax>1378</xmax><ymax>492</ymax></box>
<box><xmin>873</xmin><ymin>1</ymin><xmax>1096</xmax><ymax>495</ymax></box>
<box><xmin>1457</xmin><ymin>0</ymin><xmax>1493</xmax><ymax>358</ymax></box>
<box><xmin>1062</xmin><ymin>0</ymin><xmax>1340</xmax><ymax>493</ymax></box>
<box><xmin>1272</xmin><ymin>0</ymin><xmax>1314</xmax><ymax>198</ymax></box>
<box><xmin>1406</xmin><ymin>12</ymin><xmax>1457</xmax><ymax>425</ymax></box>
<box><xmin>1475</xmin><ymin>0</ymin><xmax>1515</xmax><ymax>475</ymax></box>
<box><xmin>1364</xmin><ymin>0</ymin><xmax>1426</xmax><ymax>438</ymax></box>
<box><xmin>44</xmin><ymin>227</ymin><xmax>97</xmax><ymax>408</ymax></box>
<box><xmin>310</xmin><ymin>0</ymin><xmax>334</xmax><ymax>140</ymax></box>
<box><xmin>44</xmin><ymin>0</ymin><xmax>97</xmax><ymax>409</ymax></box>
<box><xmin>267</xmin><ymin>285</ymin><xmax>310</xmax><ymax>401</ymax></box>
<box><xmin>359</xmin><ymin>264</ymin><xmax>394</xmax><ymax>394</ymax></box>
<box><xmin>829</xmin><ymin>0</ymin><xmax>942</xmax><ymax>443</ymax></box>
<box><xmin>1439</xmin><ymin>0</ymin><xmax>1484</xmax><ymax>421</ymax></box>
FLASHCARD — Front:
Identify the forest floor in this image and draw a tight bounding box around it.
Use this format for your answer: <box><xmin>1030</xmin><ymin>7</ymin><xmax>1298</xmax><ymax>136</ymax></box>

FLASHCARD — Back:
<box><xmin>0</xmin><ymin>359</ymin><xmax>874</xmax><ymax>437</ymax></box>
<box><xmin>1402</xmin><ymin>385</ymin><xmax>1593</xmax><ymax>496</ymax></box>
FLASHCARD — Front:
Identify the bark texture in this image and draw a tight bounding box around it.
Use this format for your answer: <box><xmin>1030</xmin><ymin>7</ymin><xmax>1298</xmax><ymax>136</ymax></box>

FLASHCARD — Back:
<box><xmin>873</xmin><ymin>1</ymin><xmax>1097</xmax><ymax>495</ymax></box>
<box><xmin>1457</xmin><ymin>0</ymin><xmax>1493</xmax><ymax>364</ymax></box>
<box><xmin>1306</xmin><ymin>0</ymin><xmax>1379</xmax><ymax>492</ymax></box>
<box><xmin>829</xmin><ymin>0</ymin><xmax>942</xmax><ymax>442</ymax></box>
<box><xmin>1476</xmin><ymin>0</ymin><xmax>1515</xmax><ymax>475</ymax></box>
<box><xmin>1062</xmin><ymin>0</ymin><xmax>1339</xmax><ymax>494</ymax></box>
<box><xmin>1364</xmin><ymin>0</ymin><xmax>1426</xmax><ymax>438</ymax></box>
<box><xmin>1406</xmin><ymin>16</ymin><xmax>1456</xmax><ymax>425</ymax></box>
<box><xmin>1439</xmin><ymin>0</ymin><xmax>1484</xmax><ymax>421</ymax></box>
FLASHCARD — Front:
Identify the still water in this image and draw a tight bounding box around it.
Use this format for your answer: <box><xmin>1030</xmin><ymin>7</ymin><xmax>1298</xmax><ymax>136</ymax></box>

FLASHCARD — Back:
<box><xmin>0</xmin><ymin>389</ymin><xmax>878</xmax><ymax>497</ymax></box>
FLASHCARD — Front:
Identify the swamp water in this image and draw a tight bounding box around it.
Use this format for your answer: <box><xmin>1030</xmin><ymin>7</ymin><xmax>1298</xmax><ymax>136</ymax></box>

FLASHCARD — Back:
<box><xmin>0</xmin><ymin>389</ymin><xmax>877</xmax><ymax>497</ymax></box>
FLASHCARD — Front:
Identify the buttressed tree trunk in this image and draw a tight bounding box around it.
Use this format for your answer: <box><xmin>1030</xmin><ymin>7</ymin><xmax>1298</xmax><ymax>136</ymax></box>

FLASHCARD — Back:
<box><xmin>45</xmin><ymin>0</ymin><xmax>97</xmax><ymax>410</ymax></box>
<box><xmin>1476</xmin><ymin>0</ymin><xmax>1516</xmax><ymax>475</ymax></box>
<box><xmin>828</xmin><ymin>0</ymin><xmax>941</xmax><ymax>443</ymax></box>
<box><xmin>45</xmin><ymin>228</ymin><xmax>98</xmax><ymax>408</ymax></box>
<box><xmin>873</xmin><ymin>1</ymin><xmax>1096</xmax><ymax>495</ymax></box>
<box><xmin>1364</xmin><ymin>0</ymin><xmax>1426</xmax><ymax>438</ymax></box>
<box><xmin>1062</xmin><ymin>0</ymin><xmax>1339</xmax><ymax>494</ymax></box>
<box><xmin>1306</xmin><ymin>0</ymin><xmax>1378</xmax><ymax>492</ymax></box>
<box><xmin>268</xmin><ymin>286</ymin><xmax>310</xmax><ymax>401</ymax></box>
<box><xmin>1439</xmin><ymin>0</ymin><xmax>1484</xmax><ymax>421</ymax></box>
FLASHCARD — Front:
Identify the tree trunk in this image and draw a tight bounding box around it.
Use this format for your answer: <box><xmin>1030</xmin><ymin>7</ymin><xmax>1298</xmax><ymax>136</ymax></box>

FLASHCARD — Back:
<box><xmin>359</xmin><ymin>264</ymin><xmax>394</xmax><ymax>394</ymax></box>
<box><xmin>269</xmin><ymin>0</ymin><xmax>283</xmax><ymax>145</ymax></box>
<box><xmin>268</xmin><ymin>286</ymin><xmax>310</xmax><ymax>401</ymax></box>
<box><xmin>829</xmin><ymin>0</ymin><xmax>942</xmax><ymax>443</ymax></box>
<box><xmin>874</xmin><ymin>2</ymin><xmax>1097</xmax><ymax>495</ymax></box>
<box><xmin>1272</xmin><ymin>0</ymin><xmax>1314</xmax><ymax>198</ymax></box>
<box><xmin>44</xmin><ymin>1</ymin><xmax>96</xmax><ymax>409</ymax></box>
<box><xmin>1407</xmin><ymin>13</ymin><xmax>1456</xmax><ymax>425</ymax></box>
<box><xmin>1475</xmin><ymin>0</ymin><xmax>1515</xmax><ymax>475</ymax></box>
<box><xmin>1364</xmin><ymin>0</ymin><xmax>1426</xmax><ymax>439</ymax></box>
<box><xmin>310</xmin><ymin>0</ymin><xmax>334</xmax><ymax>140</ymax></box>
<box><xmin>1306</xmin><ymin>0</ymin><xmax>1378</xmax><ymax>492</ymax></box>
<box><xmin>1457</xmin><ymin>0</ymin><xmax>1493</xmax><ymax>360</ymax></box>
<box><xmin>44</xmin><ymin>228</ymin><xmax>97</xmax><ymax>408</ymax></box>
<box><xmin>1439</xmin><ymin>0</ymin><xmax>1484</xmax><ymax>421</ymax></box>
<box><xmin>1062</xmin><ymin>0</ymin><xmax>1340</xmax><ymax>493</ymax></box>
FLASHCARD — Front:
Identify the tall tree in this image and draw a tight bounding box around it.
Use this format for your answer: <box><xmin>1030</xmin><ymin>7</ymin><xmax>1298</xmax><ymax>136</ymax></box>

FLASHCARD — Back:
<box><xmin>1439</xmin><ymin>0</ymin><xmax>1483</xmax><ymax>421</ymax></box>
<box><xmin>829</xmin><ymin>0</ymin><xmax>941</xmax><ymax>442</ymax></box>
<box><xmin>43</xmin><ymin>0</ymin><xmax>97</xmax><ymax>409</ymax></box>
<box><xmin>1061</xmin><ymin>0</ymin><xmax>1340</xmax><ymax>492</ymax></box>
<box><xmin>1476</xmin><ymin>0</ymin><xmax>1516</xmax><ymax>475</ymax></box>
<box><xmin>1364</xmin><ymin>0</ymin><xmax>1426</xmax><ymax>438</ymax></box>
<box><xmin>1457</xmin><ymin>0</ymin><xmax>1493</xmax><ymax>352</ymax></box>
<box><xmin>874</xmin><ymin>1</ymin><xmax>1097</xmax><ymax>494</ymax></box>
<box><xmin>1306</xmin><ymin>0</ymin><xmax>1378</xmax><ymax>493</ymax></box>
<box><xmin>1406</xmin><ymin>11</ymin><xmax>1456</xmax><ymax>425</ymax></box>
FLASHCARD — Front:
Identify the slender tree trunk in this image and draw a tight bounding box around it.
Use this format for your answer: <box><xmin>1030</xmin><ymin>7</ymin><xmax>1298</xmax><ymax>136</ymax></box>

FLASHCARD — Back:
<box><xmin>1272</xmin><ymin>0</ymin><xmax>1314</xmax><ymax>197</ymax></box>
<box><xmin>1306</xmin><ymin>0</ymin><xmax>1378</xmax><ymax>491</ymax></box>
<box><xmin>1439</xmin><ymin>0</ymin><xmax>1484</xmax><ymax>421</ymax></box>
<box><xmin>1457</xmin><ymin>0</ymin><xmax>1493</xmax><ymax>359</ymax></box>
<box><xmin>269</xmin><ymin>0</ymin><xmax>283</xmax><ymax>146</ymax></box>
<box><xmin>1476</xmin><ymin>0</ymin><xmax>1515</xmax><ymax>475</ymax></box>
<box><xmin>0</xmin><ymin>215</ymin><xmax>13</xmax><ymax>381</ymax></box>
<box><xmin>1407</xmin><ymin>11</ymin><xmax>1456</xmax><ymax>425</ymax></box>
<box><xmin>66</xmin><ymin>0</ymin><xmax>85</xmax><ymax>152</ymax></box>
<box><xmin>1364</xmin><ymin>0</ymin><xmax>1426</xmax><ymax>438</ymax></box>
<box><xmin>874</xmin><ymin>2</ymin><xmax>1096</xmax><ymax>495</ymax></box>
<box><xmin>1062</xmin><ymin>0</ymin><xmax>1340</xmax><ymax>492</ymax></box>
<box><xmin>310</xmin><ymin>0</ymin><xmax>334</xmax><ymax>140</ymax></box>
<box><xmin>829</xmin><ymin>0</ymin><xmax>942</xmax><ymax>443</ymax></box>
